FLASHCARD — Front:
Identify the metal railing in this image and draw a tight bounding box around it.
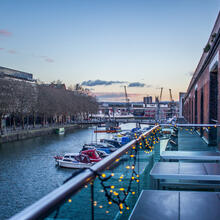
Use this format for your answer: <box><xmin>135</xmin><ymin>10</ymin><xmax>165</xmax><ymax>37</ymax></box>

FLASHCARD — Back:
<box><xmin>10</xmin><ymin>125</ymin><xmax>159</xmax><ymax>220</ymax></box>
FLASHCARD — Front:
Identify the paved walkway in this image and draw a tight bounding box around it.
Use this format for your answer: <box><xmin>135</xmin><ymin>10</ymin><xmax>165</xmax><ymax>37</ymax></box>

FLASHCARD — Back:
<box><xmin>178</xmin><ymin>128</ymin><xmax>216</xmax><ymax>151</ymax></box>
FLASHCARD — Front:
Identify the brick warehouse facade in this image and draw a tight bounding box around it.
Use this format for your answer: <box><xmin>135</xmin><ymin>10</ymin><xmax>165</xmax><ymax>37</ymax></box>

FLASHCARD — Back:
<box><xmin>183</xmin><ymin>11</ymin><xmax>220</xmax><ymax>147</ymax></box>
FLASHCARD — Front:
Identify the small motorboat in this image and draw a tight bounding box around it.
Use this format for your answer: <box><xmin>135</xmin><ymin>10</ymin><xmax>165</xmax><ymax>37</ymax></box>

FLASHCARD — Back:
<box><xmin>83</xmin><ymin>142</ymin><xmax>117</xmax><ymax>154</ymax></box>
<box><xmin>100</xmin><ymin>139</ymin><xmax>122</xmax><ymax>148</ymax></box>
<box><xmin>81</xmin><ymin>146</ymin><xmax>109</xmax><ymax>158</ymax></box>
<box><xmin>55</xmin><ymin>153</ymin><xmax>93</xmax><ymax>169</ymax></box>
<box><xmin>54</xmin><ymin>149</ymin><xmax>102</xmax><ymax>169</ymax></box>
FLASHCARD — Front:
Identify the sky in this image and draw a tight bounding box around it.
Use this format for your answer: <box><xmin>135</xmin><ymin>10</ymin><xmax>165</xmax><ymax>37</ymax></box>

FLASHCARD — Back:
<box><xmin>0</xmin><ymin>0</ymin><xmax>219</xmax><ymax>102</ymax></box>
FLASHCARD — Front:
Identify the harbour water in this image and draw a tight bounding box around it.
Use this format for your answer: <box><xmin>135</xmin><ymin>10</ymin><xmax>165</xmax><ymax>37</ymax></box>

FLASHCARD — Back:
<box><xmin>0</xmin><ymin>123</ymin><xmax>145</xmax><ymax>219</ymax></box>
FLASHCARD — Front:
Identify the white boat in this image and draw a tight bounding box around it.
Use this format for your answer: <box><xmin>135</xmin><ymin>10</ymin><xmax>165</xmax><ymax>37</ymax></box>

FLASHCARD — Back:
<box><xmin>56</xmin><ymin>153</ymin><xmax>93</xmax><ymax>169</ymax></box>
<box><xmin>55</xmin><ymin>127</ymin><xmax>65</xmax><ymax>135</ymax></box>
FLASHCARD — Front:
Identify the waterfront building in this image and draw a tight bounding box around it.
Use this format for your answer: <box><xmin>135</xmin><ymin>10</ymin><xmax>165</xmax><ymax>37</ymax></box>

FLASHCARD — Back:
<box><xmin>179</xmin><ymin>92</ymin><xmax>186</xmax><ymax>118</ymax></box>
<box><xmin>183</xmin><ymin>12</ymin><xmax>220</xmax><ymax>147</ymax></box>
<box><xmin>143</xmin><ymin>96</ymin><xmax>152</xmax><ymax>105</ymax></box>
<box><xmin>0</xmin><ymin>66</ymin><xmax>35</xmax><ymax>82</ymax></box>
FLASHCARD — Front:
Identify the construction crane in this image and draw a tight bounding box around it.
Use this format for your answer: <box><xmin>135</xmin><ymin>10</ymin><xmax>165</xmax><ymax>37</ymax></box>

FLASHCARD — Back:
<box><xmin>169</xmin><ymin>89</ymin><xmax>175</xmax><ymax>118</ymax></box>
<box><xmin>159</xmin><ymin>87</ymin><xmax>163</xmax><ymax>102</ymax></box>
<box><xmin>124</xmin><ymin>86</ymin><xmax>130</xmax><ymax>113</ymax></box>
<box><xmin>169</xmin><ymin>89</ymin><xmax>173</xmax><ymax>102</ymax></box>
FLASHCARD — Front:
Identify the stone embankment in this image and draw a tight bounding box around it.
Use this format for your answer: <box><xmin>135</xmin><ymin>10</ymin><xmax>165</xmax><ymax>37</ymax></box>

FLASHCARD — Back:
<box><xmin>0</xmin><ymin>124</ymin><xmax>87</xmax><ymax>144</ymax></box>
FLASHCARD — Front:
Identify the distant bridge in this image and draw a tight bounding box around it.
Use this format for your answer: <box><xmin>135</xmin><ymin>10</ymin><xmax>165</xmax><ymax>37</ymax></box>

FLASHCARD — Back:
<box><xmin>73</xmin><ymin>117</ymin><xmax>157</xmax><ymax>125</ymax></box>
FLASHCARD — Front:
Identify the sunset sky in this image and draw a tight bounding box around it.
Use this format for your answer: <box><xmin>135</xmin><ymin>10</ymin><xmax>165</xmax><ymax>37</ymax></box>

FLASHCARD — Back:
<box><xmin>0</xmin><ymin>0</ymin><xmax>219</xmax><ymax>101</ymax></box>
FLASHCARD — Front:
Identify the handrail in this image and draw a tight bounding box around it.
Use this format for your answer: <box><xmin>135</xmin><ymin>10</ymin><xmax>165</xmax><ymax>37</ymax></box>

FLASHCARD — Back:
<box><xmin>9</xmin><ymin>125</ymin><xmax>159</xmax><ymax>220</ymax></box>
<box><xmin>160</xmin><ymin>124</ymin><xmax>220</xmax><ymax>127</ymax></box>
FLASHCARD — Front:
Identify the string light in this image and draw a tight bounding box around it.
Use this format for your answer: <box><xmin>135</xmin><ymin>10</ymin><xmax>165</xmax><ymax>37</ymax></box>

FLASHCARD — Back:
<box><xmin>96</xmin><ymin>144</ymin><xmax>140</xmax><ymax>213</ymax></box>
<box><xmin>53</xmin><ymin>127</ymin><xmax>162</xmax><ymax>219</ymax></box>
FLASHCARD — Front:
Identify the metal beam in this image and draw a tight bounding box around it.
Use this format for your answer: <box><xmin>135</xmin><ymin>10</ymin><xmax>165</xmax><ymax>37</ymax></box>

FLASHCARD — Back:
<box><xmin>9</xmin><ymin>126</ymin><xmax>159</xmax><ymax>220</ymax></box>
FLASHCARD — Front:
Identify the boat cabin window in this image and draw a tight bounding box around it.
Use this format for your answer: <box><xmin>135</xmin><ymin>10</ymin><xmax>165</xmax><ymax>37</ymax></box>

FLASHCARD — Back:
<box><xmin>63</xmin><ymin>159</ymin><xmax>72</xmax><ymax>162</ymax></box>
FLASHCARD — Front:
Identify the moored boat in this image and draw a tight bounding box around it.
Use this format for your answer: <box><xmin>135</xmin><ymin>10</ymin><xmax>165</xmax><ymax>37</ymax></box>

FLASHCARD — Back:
<box><xmin>55</xmin><ymin>127</ymin><xmax>65</xmax><ymax>135</ymax></box>
<box><xmin>54</xmin><ymin>149</ymin><xmax>102</xmax><ymax>169</ymax></box>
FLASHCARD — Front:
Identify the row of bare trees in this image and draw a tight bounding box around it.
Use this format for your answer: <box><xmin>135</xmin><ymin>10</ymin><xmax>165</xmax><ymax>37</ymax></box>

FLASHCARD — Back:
<box><xmin>0</xmin><ymin>78</ymin><xmax>98</xmax><ymax>132</ymax></box>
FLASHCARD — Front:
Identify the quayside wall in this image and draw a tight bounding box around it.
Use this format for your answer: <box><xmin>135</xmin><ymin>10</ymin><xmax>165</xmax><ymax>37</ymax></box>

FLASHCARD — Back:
<box><xmin>0</xmin><ymin>124</ymin><xmax>88</xmax><ymax>144</ymax></box>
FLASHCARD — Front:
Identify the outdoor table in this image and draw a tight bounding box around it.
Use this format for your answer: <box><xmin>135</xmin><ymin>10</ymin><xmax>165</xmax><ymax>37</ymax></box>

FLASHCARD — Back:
<box><xmin>150</xmin><ymin>162</ymin><xmax>220</xmax><ymax>189</ymax></box>
<box><xmin>129</xmin><ymin>190</ymin><xmax>220</xmax><ymax>220</ymax></box>
<box><xmin>161</xmin><ymin>151</ymin><xmax>220</xmax><ymax>161</ymax></box>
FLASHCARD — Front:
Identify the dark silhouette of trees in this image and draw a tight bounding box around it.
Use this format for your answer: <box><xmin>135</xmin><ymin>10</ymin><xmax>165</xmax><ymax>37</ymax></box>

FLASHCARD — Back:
<box><xmin>0</xmin><ymin>79</ymin><xmax>98</xmax><ymax>133</ymax></box>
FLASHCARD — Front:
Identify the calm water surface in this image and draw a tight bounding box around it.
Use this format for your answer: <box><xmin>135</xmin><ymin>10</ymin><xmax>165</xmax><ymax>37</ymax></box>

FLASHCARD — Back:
<box><xmin>0</xmin><ymin>124</ymin><xmax>136</xmax><ymax>219</ymax></box>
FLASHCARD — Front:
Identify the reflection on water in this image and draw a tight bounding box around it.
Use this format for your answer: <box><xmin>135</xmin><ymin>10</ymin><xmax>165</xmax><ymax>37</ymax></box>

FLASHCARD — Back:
<box><xmin>0</xmin><ymin>123</ymin><xmax>142</xmax><ymax>219</ymax></box>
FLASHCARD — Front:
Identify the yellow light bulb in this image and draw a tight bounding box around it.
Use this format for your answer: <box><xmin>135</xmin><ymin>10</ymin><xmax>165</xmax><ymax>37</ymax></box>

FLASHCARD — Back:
<box><xmin>99</xmin><ymin>205</ymin><xmax>103</xmax><ymax>209</ymax></box>
<box><xmin>68</xmin><ymin>199</ymin><xmax>72</xmax><ymax>203</ymax></box>
<box><xmin>111</xmin><ymin>173</ymin><xmax>114</xmax><ymax>176</ymax></box>
<box><xmin>113</xmin><ymin>192</ymin><xmax>119</xmax><ymax>196</ymax></box>
<box><xmin>110</xmin><ymin>185</ymin><xmax>115</xmax><ymax>189</ymax></box>
<box><xmin>102</xmin><ymin>173</ymin><xmax>106</xmax><ymax>178</ymax></box>
<box><xmin>132</xmin><ymin>192</ymin><xmax>135</xmax><ymax>195</ymax></box>
<box><xmin>119</xmin><ymin>188</ymin><xmax>125</xmax><ymax>191</ymax></box>
<box><xmin>108</xmin><ymin>201</ymin><xmax>112</xmax><ymax>205</ymax></box>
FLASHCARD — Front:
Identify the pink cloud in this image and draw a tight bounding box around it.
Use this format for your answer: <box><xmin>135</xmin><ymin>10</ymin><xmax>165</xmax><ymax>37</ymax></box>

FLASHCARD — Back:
<box><xmin>94</xmin><ymin>92</ymin><xmax>145</xmax><ymax>102</ymax></box>
<box><xmin>0</xmin><ymin>30</ymin><xmax>12</xmax><ymax>37</ymax></box>
<box><xmin>45</xmin><ymin>58</ymin><xmax>54</xmax><ymax>63</ymax></box>
<box><xmin>8</xmin><ymin>50</ymin><xmax>17</xmax><ymax>54</ymax></box>
<box><xmin>0</xmin><ymin>48</ymin><xmax>4</xmax><ymax>50</ymax></box>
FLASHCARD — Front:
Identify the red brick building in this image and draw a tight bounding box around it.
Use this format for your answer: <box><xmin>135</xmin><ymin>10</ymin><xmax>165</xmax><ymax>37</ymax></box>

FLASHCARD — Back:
<box><xmin>183</xmin><ymin>12</ymin><xmax>220</xmax><ymax>146</ymax></box>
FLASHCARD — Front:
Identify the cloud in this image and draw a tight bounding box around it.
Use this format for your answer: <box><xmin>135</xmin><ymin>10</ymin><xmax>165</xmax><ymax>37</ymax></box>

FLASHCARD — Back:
<box><xmin>95</xmin><ymin>92</ymin><xmax>125</xmax><ymax>99</ymax></box>
<box><xmin>45</xmin><ymin>58</ymin><xmax>54</xmax><ymax>63</ymax></box>
<box><xmin>0</xmin><ymin>48</ymin><xmax>4</xmax><ymax>50</ymax></box>
<box><xmin>8</xmin><ymin>50</ymin><xmax>17</xmax><ymax>54</ymax></box>
<box><xmin>0</xmin><ymin>30</ymin><xmax>12</xmax><ymax>37</ymax></box>
<box><xmin>128</xmin><ymin>82</ymin><xmax>145</xmax><ymax>87</ymax></box>
<box><xmin>81</xmin><ymin>80</ymin><xmax>126</xmax><ymax>87</ymax></box>
<box><xmin>94</xmin><ymin>92</ymin><xmax>145</xmax><ymax>102</ymax></box>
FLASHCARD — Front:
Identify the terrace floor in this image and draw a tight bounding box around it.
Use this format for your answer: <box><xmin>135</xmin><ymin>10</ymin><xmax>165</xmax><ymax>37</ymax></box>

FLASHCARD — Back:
<box><xmin>177</xmin><ymin>128</ymin><xmax>217</xmax><ymax>151</ymax></box>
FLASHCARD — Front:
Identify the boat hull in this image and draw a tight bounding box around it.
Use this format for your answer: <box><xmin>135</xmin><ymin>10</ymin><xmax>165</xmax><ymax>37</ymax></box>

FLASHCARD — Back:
<box><xmin>57</xmin><ymin>160</ymin><xmax>93</xmax><ymax>169</ymax></box>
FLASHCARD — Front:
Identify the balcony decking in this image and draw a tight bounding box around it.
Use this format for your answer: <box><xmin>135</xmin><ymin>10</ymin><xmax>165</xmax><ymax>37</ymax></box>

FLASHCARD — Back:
<box><xmin>130</xmin><ymin>127</ymin><xmax>220</xmax><ymax>220</ymax></box>
<box><xmin>178</xmin><ymin>128</ymin><xmax>217</xmax><ymax>151</ymax></box>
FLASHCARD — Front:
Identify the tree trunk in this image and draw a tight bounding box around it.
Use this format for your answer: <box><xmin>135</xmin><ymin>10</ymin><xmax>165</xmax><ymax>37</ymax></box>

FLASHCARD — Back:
<box><xmin>33</xmin><ymin>112</ymin><xmax>36</xmax><ymax>128</ymax></box>
<box><xmin>13</xmin><ymin>116</ymin><xmax>16</xmax><ymax>130</ymax></box>
<box><xmin>0</xmin><ymin>115</ymin><xmax>3</xmax><ymax>135</ymax></box>
<box><xmin>22</xmin><ymin>115</ymin><xmax>24</xmax><ymax>129</ymax></box>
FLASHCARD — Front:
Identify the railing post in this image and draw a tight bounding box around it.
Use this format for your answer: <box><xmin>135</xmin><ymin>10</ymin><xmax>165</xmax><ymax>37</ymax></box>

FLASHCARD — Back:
<box><xmin>91</xmin><ymin>181</ymin><xmax>94</xmax><ymax>220</ymax></box>
<box><xmin>137</xmin><ymin>145</ymin><xmax>140</xmax><ymax>195</ymax></box>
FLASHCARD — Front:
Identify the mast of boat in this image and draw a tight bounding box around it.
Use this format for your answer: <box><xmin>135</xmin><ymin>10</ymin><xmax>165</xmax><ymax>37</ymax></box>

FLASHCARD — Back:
<box><xmin>95</xmin><ymin>126</ymin><xmax>97</xmax><ymax>144</ymax></box>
